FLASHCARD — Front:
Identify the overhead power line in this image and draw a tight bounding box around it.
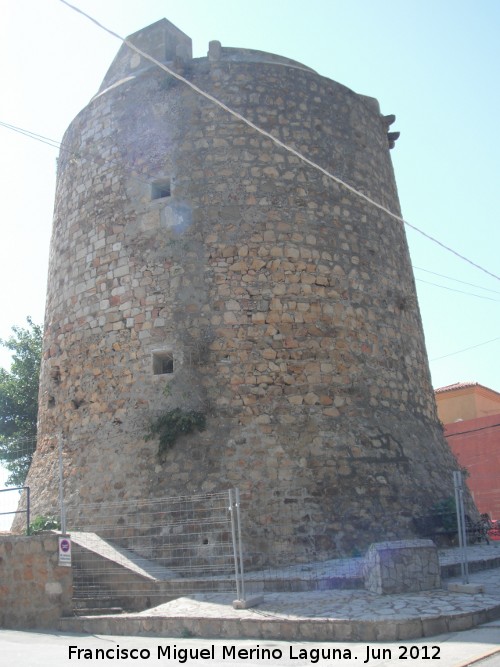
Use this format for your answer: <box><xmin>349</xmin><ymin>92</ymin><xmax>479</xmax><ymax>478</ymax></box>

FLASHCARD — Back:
<box><xmin>445</xmin><ymin>422</ymin><xmax>500</xmax><ymax>438</ymax></box>
<box><xmin>413</xmin><ymin>266</ymin><xmax>500</xmax><ymax>296</ymax></box>
<box><xmin>0</xmin><ymin>119</ymin><xmax>155</xmax><ymax>189</ymax></box>
<box><xmin>415</xmin><ymin>278</ymin><xmax>500</xmax><ymax>302</ymax></box>
<box><xmin>58</xmin><ymin>0</ymin><xmax>500</xmax><ymax>283</ymax></box>
<box><xmin>431</xmin><ymin>337</ymin><xmax>500</xmax><ymax>362</ymax></box>
<box><xmin>0</xmin><ymin>120</ymin><xmax>61</xmax><ymax>150</ymax></box>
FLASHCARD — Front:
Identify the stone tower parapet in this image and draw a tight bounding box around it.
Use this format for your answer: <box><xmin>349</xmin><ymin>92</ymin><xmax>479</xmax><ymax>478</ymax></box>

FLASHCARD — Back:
<box><xmin>25</xmin><ymin>19</ymin><xmax>462</xmax><ymax>561</ymax></box>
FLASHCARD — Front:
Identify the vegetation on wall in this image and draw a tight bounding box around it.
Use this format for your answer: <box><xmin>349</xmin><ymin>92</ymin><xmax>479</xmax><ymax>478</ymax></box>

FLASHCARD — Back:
<box><xmin>28</xmin><ymin>515</ymin><xmax>60</xmax><ymax>535</ymax></box>
<box><xmin>145</xmin><ymin>407</ymin><xmax>206</xmax><ymax>455</ymax></box>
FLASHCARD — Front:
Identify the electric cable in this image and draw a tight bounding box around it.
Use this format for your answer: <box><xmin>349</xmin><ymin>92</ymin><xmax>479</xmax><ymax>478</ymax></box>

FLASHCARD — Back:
<box><xmin>415</xmin><ymin>278</ymin><xmax>500</xmax><ymax>302</ymax></box>
<box><xmin>431</xmin><ymin>336</ymin><xmax>500</xmax><ymax>361</ymax></box>
<box><xmin>444</xmin><ymin>422</ymin><xmax>500</xmax><ymax>438</ymax></box>
<box><xmin>0</xmin><ymin>119</ymin><xmax>155</xmax><ymax>190</ymax></box>
<box><xmin>413</xmin><ymin>266</ymin><xmax>500</xmax><ymax>296</ymax></box>
<box><xmin>58</xmin><ymin>0</ymin><xmax>500</xmax><ymax>283</ymax></box>
<box><xmin>0</xmin><ymin>120</ymin><xmax>61</xmax><ymax>149</ymax></box>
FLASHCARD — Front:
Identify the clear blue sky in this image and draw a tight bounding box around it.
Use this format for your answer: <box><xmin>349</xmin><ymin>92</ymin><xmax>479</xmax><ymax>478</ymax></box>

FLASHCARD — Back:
<box><xmin>0</xmin><ymin>0</ymin><xmax>499</xmax><ymax>394</ymax></box>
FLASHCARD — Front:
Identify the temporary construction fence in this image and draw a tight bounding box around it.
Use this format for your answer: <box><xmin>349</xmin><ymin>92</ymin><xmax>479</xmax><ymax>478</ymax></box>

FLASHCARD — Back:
<box><xmin>63</xmin><ymin>489</ymin><xmax>374</xmax><ymax>613</ymax></box>
<box><xmin>60</xmin><ymin>476</ymin><xmax>493</xmax><ymax>613</ymax></box>
<box><xmin>64</xmin><ymin>488</ymin><xmax>372</xmax><ymax>612</ymax></box>
<box><xmin>64</xmin><ymin>489</ymin><xmax>246</xmax><ymax>611</ymax></box>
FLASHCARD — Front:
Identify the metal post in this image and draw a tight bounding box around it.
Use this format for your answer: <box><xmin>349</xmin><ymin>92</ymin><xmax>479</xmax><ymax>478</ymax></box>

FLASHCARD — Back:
<box><xmin>228</xmin><ymin>488</ymin><xmax>242</xmax><ymax>600</ymax></box>
<box><xmin>235</xmin><ymin>488</ymin><xmax>246</xmax><ymax>602</ymax></box>
<box><xmin>26</xmin><ymin>486</ymin><xmax>31</xmax><ymax>535</ymax></box>
<box><xmin>58</xmin><ymin>433</ymin><xmax>67</xmax><ymax>534</ymax></box>
<box><xmin>453</xmin><ymin>471</ymin><xmax>469</xmax><ymax>584</ymax></box>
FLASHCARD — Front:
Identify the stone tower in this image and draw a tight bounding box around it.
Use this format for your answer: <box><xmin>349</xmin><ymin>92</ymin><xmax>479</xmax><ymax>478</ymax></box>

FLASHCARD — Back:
<box><xmin>26</xmin><ymin>19</ymin><xmax>461</xmax><ymax>560</ymax></box>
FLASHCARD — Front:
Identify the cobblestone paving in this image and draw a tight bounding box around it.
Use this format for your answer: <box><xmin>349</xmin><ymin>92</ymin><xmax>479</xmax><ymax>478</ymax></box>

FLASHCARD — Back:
<box><xmin>137</xmin><ymin>565</ymin><xmax>500</xmax><ymax>623</ymax></box>
<box><xmin>59</xmin><ymin>544</ymin><xmax>500</xmax><ymax>641</ymax></box>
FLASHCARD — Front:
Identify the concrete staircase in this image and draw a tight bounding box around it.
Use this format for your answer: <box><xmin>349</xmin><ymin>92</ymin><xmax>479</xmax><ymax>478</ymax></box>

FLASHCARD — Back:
<box><xmin>68</xmin><ymin>531</ymin><xmax>179</xmax><ymax>614</ymax></box>
<box><xmin>72</xmin><ymin>562</ymin><xmax>125</xmax><ymax>616</ymax></box>
<box><xmin>66</xmin><ymin>531</ymin><xmax>237</xmax><ymax>615</ymax></box>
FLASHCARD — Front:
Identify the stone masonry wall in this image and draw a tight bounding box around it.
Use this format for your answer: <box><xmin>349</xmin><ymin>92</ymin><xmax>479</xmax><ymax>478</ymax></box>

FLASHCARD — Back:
<box><xmin>22</xmin><ymin>21</ymin><xmax>462</xmax><ymax>563</ymax></box>
<box><xmin>0</xmin><ymin>534</ymin><xmax>72</xmax><ymax>629</ymax></box>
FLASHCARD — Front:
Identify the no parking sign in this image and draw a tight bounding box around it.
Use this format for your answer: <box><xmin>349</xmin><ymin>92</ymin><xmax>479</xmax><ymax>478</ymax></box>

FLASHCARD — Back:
<box><xmin>58</xmin><ymin>536</ymin><xmax>72</xmax><ymax>567</ymax></box>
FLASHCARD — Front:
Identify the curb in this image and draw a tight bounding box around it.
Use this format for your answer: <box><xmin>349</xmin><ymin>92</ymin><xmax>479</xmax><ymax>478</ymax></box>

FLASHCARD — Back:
<box><xmin>58</xmin><ymin>598</ymin><xmax>500</xmax><ymax>642</ymax></box>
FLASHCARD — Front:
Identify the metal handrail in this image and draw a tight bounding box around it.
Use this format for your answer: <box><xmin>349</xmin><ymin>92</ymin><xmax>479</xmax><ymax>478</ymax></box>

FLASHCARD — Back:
<box><xmin>0</xmin><ymin>486</ymin><xmax>30</xmax><ymax>534</ymax></box>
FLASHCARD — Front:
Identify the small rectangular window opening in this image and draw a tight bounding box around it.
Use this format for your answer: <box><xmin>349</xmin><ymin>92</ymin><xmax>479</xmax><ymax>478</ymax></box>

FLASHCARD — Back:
<box><xmin>151</xmin><ymin>179</ymin><xmax>171</xmax><ymax>200</ymax></box>
<box><xmin>153</xmin><ymin>351</ymin><xmax>174</xmax><ymax>375</ymax></box>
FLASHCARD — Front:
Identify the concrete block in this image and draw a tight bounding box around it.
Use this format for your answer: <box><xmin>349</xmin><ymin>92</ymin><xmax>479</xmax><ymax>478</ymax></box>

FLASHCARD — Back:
<box><xmin>232</xmin><ymin>595</ymin><xmax>264</xmax><ymax>609</ymax></box>
<box><xmin>447</xmin><ymin>582</ymin><xmax>484</xmax><ymax>594</ymax></box>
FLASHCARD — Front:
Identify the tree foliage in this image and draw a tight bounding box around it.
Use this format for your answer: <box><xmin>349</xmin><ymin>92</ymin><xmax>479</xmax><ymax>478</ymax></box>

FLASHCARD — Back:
<box><xmin>0</xmin><ymin>318</ymin><xmax>42</xmax><ymax>486</ymax></box>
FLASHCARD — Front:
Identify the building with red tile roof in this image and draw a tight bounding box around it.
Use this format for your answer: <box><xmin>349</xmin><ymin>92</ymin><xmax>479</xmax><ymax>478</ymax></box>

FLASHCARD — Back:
<box><xmin>435</xmin><ymin>382</ymin><xmax>500</xmax><ymax>518</ymax></box>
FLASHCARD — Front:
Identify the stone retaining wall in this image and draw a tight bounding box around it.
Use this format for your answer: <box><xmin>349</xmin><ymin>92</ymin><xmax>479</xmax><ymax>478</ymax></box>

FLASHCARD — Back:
<box><xmin>0</xmin><ymin>534</ymin><xmax>72</xmax><ymax>629</ymax></box>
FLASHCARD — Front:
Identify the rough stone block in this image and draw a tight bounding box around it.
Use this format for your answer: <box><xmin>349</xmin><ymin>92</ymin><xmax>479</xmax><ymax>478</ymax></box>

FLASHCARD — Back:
<box><xmin>364</xmin><ymin>539</ymin><xmax>440</xmax><ymax>594</ymax></box>
<box><xmin>232</xmin><ymin>595</ymin><xmax>264</xmax><ymax>610</ymax></box>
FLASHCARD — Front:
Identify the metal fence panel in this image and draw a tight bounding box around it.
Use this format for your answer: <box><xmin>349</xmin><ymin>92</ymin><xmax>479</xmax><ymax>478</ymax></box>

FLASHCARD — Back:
<box><xmin>64</xmin><ymin>491</ymin><xmax>240</xmax><ymax>612</ymax></box>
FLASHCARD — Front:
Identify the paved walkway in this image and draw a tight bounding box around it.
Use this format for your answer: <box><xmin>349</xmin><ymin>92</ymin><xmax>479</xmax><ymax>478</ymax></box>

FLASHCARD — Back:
<box><xmin>59</xmin><ymin>544</ymin><xmax>500</xmax><ymax>642</ymax></box>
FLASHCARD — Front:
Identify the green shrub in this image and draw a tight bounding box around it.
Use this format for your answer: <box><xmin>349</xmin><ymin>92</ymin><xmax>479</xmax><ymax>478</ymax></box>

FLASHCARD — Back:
<box><xmin>430</xmin><ymin>497</ymin><xmax>457</xmax><ymax>532</ymax></box>
<box><xmin>146</xmin><ymin>408</ymin><xmax>206</xmax><ymax>454</ymax></box>
<box><xmin>28</xmin><ymin>515</ymin><xmax>60</xmax><ymax>535</ymax></box>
